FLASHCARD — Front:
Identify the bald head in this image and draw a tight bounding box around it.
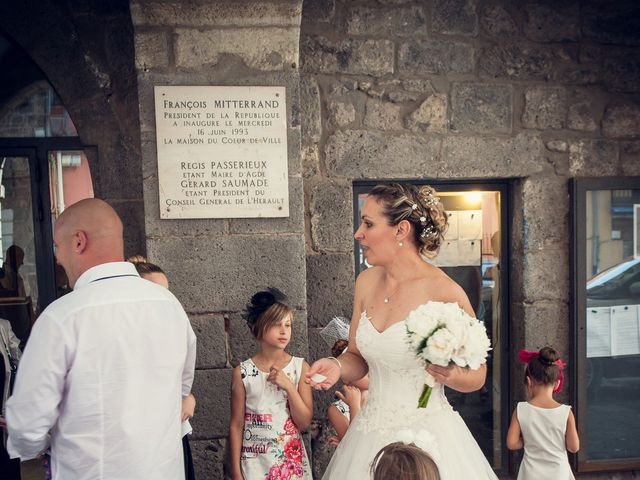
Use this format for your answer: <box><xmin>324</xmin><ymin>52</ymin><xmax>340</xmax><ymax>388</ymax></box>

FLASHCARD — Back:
<box><xmin>54</xmin><ymin>199</ymin><xmax>125</xmax><ymax>287</ymax></box>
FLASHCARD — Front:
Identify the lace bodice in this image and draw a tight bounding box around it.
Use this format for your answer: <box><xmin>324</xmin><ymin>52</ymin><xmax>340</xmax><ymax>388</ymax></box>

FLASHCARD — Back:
<box><xmin>353</xmin><ymin>306</ymin><xmax>453</xmax><ymax>434</ymax></box>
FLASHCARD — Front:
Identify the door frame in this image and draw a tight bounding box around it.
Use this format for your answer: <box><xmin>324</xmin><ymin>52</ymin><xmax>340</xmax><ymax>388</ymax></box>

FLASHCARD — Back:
<box><xmin>0</xmin><ymin>137</ymin><xmax>87</xmax><ymax>311</ymax></box>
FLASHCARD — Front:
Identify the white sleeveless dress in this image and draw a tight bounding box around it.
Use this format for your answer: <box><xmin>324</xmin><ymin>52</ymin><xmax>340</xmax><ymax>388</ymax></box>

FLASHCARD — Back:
<box><xmin>517</xmin><ymin>402</ymin><xmax>575</xmax><ymax>480</ymax></box>
<box><xmin>240</xmin><ymin>356</ymin><xmax>312</xmax><ymax>480</ymax></box>
<box><xmin>322</xmin><ymin>303</ymin><xmax>497</xmax><ymax>479</ymax></box>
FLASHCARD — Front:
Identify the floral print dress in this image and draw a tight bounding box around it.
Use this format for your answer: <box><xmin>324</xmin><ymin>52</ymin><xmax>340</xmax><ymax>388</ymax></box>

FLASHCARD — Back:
<box><xmin>240</xmin><ymin>357</ymin><xmax>312</xmax><ymax>480</ymax></box>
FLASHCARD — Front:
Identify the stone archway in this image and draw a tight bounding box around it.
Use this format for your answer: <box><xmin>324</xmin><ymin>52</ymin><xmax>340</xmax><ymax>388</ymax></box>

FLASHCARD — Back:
<box><xmin>0</xmin><ymin>0</ymin><xmax>145</xmax><ymax>255</ymax></box>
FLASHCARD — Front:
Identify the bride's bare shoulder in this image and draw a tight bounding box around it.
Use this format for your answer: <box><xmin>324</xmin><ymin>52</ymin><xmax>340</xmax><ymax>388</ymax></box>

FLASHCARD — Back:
<box><xmin>355</xmin><ymin>266</ymin><xmax>383</xmax><ymax>285</ymax></box>
<box><xmin>424</xmin><ymin>265</ymin><xmax>472</xmax><ymax>307</ymax></box>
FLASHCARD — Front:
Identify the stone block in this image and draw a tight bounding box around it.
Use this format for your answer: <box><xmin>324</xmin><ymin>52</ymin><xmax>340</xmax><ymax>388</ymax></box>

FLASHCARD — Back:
<box><xmin>131</xmin><ymin>1</ymin><xmax>302</xmax><ymax>27</ymax></box>
<box><xmin>287</xmin><ymin>127</ymin><xmax>303</xmax><ymax>177</ymax></box>
<box><xmin>325</xmin><ymin>130</ymin><xmax>442</xmax><ymax>179</ymax></box>
<box><xmin>518</xmin><ymin>301</ymin><xmax>570</xmax><ymax>356</ymax></box>
<box><xmin>346</xmin><ymin>6</ymin><xmax>426</xmax><ymax>36</ymax></box>
<box><xmin>480</xmin><ymin>4</ymin><xmax>517</xmax><ymax>37</ymax></box>
<box><xmin>603</xmin><ymin>103</ymin><xmax>640</xmax><ymax>139</ymax></box>
<box><xmin>134</xmin><ymin>31</ymin><xmax>168</xmax><ymax>70</ymax></box>
<box><xmin>621</xmin><ymin>142</ymin><xmax>640</xmax><ymax>175</ymax></box>
<box><xmin>523</xmin><ymin>3</ymin><xmax>579</xmax><ymax>42</ymax></box>
<box><xmin>546</xmin><ymin>140</ymin><xmax>568</xmax><ymax>153</ymax></box>
<box><xmin>147</xmin><ymin>235</ymin><xmax>306</xmax><ymax>313</ymax></box>
<box><xmin>603</xmin><ymin>49</ymin><xmax>640</xmax><ymax>93</ymax></box>
<box><xmin>306</xmin><ymin>253</ymin><xmax>355</xmax><ymax>327</ymax></box>
<box><xmin>406</xmin><ymin>93</ymin><xmax>448</xmax><ymax>133</ymax></box>
<box><xmin>582</xmin><ymin>3</ymin><xmax>640</xmax><ymax>46</ymax></box>
<box><xmin>568</xmin><ymin>140</ymin><xmax>619</xmax><ymax>176</ymax></box>
<box><xmin>300</xmin><ymin>75</ymin><xmax>322</xmax><ymax>145</ymax></box>
<box><xmin>567</xmin><ymin>90</ymin><xmax>601</xmax><ymax>132</ymax></box>
<box><xmin>398</xmin><ymin>39</ymin><xmax>474</xmax><ymax>75</ymax></box>
<box><xmin>442</xmin><ymin>133</ymin><xmax>545</xmax><ymax>178</ymax></box>
<box><xmin>175</xmin><ymin>27</ymin><xmax>299</xmax><ymax>71</ymax></box>
<box><xmin>363</xmin><ymin>99</ymin><xmax>403</xmax><ymax>131</ymax></box>
<box><xmin>432</xmin><ymin>0</ymin><xmax>478</xmax><ymax>36</ymax></box>
<box><xmin>191</xmin><ymin>439</ymin><xmax>226</xmax><ymax>480</ymax></box>
<box><xmin>190</xmin><ymin>314</ymin><xmax>228</xmax><ymax>369</ymax></box>
<box><xmin>301</xmin><ymin>36</ymin><xmax>394</xmax><ymax>76</ymax></box>
<box><xmin>521</xmin><ymin>249</ymin><xmax>569</xmax><ymax>303</ymax></box>
<box><xmin>327</xmin><ymin>100</ymin><xmax>357</xmax><ymax>128</ymax></box>
<box><xmin>522</xmin><ymin>87</ymin><xmax>567</xmax><ymax>130</ymax></box>
<box><xmin>479</xmin><ymin>44</ymin><xmax>554</xmax><ymax>80</ymax></box>
<box><xmin>302</xmin><ymin>145</ymin><xmax>320</xmax><ymax>178</ymax></box>
<box><xmin>191</xmin><ymin>368</ymin><xmax>233</xmax><ymax>438</ymax></box>
<box><xmin>310</xmin><ymin>181</ymin><xmax>355</xmax><ymax>252</ymax></box>
<box><xmin>521</xmin><ymin>176</ymin><xmax>569</xmax><ymax>250</ymax></box>
<box><xmin>302</xmin><ymin>0</ymin><xmax>335</xmax><ymax>24</ymax></box>
<box><xmin>114</xmin><ymin>200</ymin><xmax>146</xmax><ymax>260</ymax></box>
<box><xmin>451</xmin><ymin>83</ymin><xmax>512</xmax><ymax>133</ymax></box>
<box><xmin>228</xmin><ymin>177</ymin><xmax>305</xmax><ymax>234</ymax></box>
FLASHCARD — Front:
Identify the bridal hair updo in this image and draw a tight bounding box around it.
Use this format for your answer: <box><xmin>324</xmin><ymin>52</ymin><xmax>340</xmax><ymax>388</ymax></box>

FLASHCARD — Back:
<box><xmin>368</xmin><ymin>183</ymin><xmax>448</xmax><ymax>258</ymax></box>
<box><xmin>243</xmin><ymin>288</ymin><xmax>294</xmax><ymax>340</ymax></box>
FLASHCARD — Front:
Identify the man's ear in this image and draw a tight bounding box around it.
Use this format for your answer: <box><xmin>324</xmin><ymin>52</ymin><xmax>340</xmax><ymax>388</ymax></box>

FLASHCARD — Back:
<box><xmin>74</xmin><ymin>230</ymin><xmax>88</xmax><ymax>254</ymax></box>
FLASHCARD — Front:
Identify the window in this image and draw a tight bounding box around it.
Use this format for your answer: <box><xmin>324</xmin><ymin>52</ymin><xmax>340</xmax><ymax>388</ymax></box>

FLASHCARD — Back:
<box><xmin>572</xmin><ymin>177</ymin><xmax>640</xmax><ymax>472</ymax></box>
<box><xmin>353</xmin><ymin>180</ymin><xmax>510</xmax><ymax>474</ymax></box>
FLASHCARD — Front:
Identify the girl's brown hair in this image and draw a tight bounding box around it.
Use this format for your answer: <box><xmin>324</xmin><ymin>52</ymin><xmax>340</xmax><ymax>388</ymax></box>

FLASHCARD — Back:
<box><xmin>525</xmin><ymin>346</ymin><xmax>561</xmax><ymax>386</ymax></box>
<box><xmin>127</xmin><ymin>255</ymin><xmax>166</xmax><ymax>276</ymax></box>
<box><xmin>371</xmin><ymin>442</ymin><xmax>441</xmax><ymax>480</ymax></box>
<box><xmin>244</xmin><ymin>288</ymin><xmax>293</xmax><ymax>340</ymax></box>
<box><xmin>368</xmin><ymin>183</ymin><xmax>447</xmax><ymax>258</ymax></box>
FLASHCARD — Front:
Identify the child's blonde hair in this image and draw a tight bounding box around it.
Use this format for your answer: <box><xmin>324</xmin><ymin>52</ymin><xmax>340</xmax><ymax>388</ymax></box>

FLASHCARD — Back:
<box><xmin>371</xmin><ymin>442</ymin><xmax>440</xmax><ymax>480</ymax></box>
<box><xmin>243</xmin><ymin>288</ymin><xmax>293</xmax><ymax>340</ymax></box>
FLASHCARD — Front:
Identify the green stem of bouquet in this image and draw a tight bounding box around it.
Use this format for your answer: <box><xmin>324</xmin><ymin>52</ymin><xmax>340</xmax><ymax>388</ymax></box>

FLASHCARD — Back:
<box><xmin>418</xmin><ymin>384</ymin><xmax>432</xmax><ymax>408</ymax></box>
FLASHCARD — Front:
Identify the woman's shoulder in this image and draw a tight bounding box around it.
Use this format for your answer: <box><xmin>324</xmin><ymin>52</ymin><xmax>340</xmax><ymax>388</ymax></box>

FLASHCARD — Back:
<box><xmin>356</xmin><ymin>266</ymin><xmax>384</xmax><ymax>284</ymax></box>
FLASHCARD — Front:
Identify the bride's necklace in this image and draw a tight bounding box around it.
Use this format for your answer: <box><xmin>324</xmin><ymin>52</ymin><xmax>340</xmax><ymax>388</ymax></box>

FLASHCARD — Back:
<box><xmin>383</xmin><ymin>281</ymin><xmax>401</xmax><ymax>304</ymax></box>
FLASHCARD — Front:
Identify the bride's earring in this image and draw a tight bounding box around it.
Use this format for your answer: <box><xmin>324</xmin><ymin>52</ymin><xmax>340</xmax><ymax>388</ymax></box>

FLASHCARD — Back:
<box><xmin>398</xmin><ymin>241</ymin><xmax>403</xmax><ymax>247</ymax></box>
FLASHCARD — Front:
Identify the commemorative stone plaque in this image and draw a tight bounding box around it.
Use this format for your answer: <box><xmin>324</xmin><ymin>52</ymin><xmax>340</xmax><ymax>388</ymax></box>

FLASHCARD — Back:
<box><xmin>154</xmin><ymin>86</ymin><xmax>289</xmax><ymax>219</ymax></box>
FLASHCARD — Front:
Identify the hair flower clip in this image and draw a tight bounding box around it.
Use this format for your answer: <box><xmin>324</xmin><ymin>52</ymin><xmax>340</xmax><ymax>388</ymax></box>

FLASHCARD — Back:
<box><xmin>419</xmin><ymin>216</ymin><xmax>427</xmax><ymax>224</ymax></box>
<box><xmin>411</xmin><ymin>203</ymin><xmax>418</xmax><ymax>211</ymax></box>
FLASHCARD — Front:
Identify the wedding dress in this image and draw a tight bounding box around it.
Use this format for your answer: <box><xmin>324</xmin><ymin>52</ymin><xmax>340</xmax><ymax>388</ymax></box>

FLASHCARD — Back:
<box><xmin>322</xmin><ymin>302</ymin><xmax>498</xmax><ymax>479</ymax></box>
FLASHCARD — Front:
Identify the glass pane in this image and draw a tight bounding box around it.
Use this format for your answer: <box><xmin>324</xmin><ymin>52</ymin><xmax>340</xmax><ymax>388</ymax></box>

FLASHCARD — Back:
<box><xmin>48</xmin><ymin>150</ymin><xmax>94</xmax><ymax>298</ymax></box>
<box><xmin>355</xmin><ymin>187</ymin><xmax>504</xmax><ymax>469</ymax></box>
<box><xmin>0</xmin><ymin>157</ymin><xmax>37</xmax><ymax>347</ymax></box>
<box><xmin>585</xmin><ymin>189</ymin><xmax>640</xmax><ymax>460</ymax></box>
<box><xmin>0</xmin><ymin>83</ymin><xmax>78</xmax><ymax>138</ymax></box>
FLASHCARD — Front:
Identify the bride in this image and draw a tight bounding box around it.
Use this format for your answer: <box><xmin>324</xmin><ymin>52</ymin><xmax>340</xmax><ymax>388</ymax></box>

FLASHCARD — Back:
<box><xmin>307</xmin><ymin>183</ymin><xmax>498</xmax><ymax>479</ymax></box>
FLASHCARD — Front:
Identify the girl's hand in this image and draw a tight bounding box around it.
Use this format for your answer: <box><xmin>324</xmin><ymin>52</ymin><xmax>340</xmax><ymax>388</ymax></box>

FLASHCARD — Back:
<box><xmin>181</xmin><ymin>393</ymin><xmax>196</xmax><ymax>421</ymax></box>
<box><xmin>327</xmin><ymin>435</ymin><xmax>341</xmax><ymax>446</ymax></box>
<box><xmin>267</xmin><ymin>367</ymin><xmax>295</xmax><ymax>392</ymax></box>
<box><xmin>305</xmin><ymin>358</ymin><xmax>341</xmax><ymax>390</ymax></box>
<box><xmin>336</xmin><ymin>385</ymin><xmax>361</xmax><ymax>410</ymax></box>
<box><xmin>426</xmin><ymin>363</ymin><xmax>457</xmax><ymax>386</ymax></box>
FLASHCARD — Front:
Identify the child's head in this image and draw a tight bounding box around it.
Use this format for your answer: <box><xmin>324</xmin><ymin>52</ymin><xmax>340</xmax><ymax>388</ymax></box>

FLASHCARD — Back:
<box><xmin>371</xmin><ymin>442</ymin><xmax>440</xmax><ymax>480</ymax></box>
<box><xmin>331</xmin><ymin>339</ymin><xmax>348</xmax><ymax>358</ymax></box>
<box><xmin>519</xmin><ymin>346</ymin><xmax>565</xmax><ymax>392</ymax></box>
<box><xmin>128</xmin><ymin>255</ymin><xmax>169</xmax><ymax>289</ymax></box>
<box><xmin>244</xmin><ymin>288</ymin><xmax>294</xmax><ymax>341</ymax></box>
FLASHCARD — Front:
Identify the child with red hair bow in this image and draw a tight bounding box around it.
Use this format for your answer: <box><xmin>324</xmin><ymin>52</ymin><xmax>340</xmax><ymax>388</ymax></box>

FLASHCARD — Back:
<box><xmin>506</xmin><ymin>346</ymin><xmax>580</xmax><ymax>480</ymax></box>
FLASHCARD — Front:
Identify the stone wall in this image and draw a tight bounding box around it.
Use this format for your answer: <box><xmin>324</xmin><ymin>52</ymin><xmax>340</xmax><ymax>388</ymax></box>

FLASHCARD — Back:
<box><xmin>131</xmin><ymin>1</ymin><xmax>306</xmax><ymax>478</ymax></box>
<box><xmin>300</xmin><ymin>0</ymin><xmax>640</xmax><ymax>477</ymax></box>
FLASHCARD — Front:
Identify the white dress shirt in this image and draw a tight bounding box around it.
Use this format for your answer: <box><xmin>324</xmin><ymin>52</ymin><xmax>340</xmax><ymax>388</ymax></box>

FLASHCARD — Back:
<box><xmin>6</xmin><ymin>262</ymin><xmax>196</xmax><ymax>480</ymax></box>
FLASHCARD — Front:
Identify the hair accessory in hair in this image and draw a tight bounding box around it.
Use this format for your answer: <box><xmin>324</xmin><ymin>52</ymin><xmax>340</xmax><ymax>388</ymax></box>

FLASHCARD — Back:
<box><xmin>518</xmin><ymin>349</ymin><xmax>566</xmax><ymax>393</ymax></box>
<box><xmin>319</xmin><ymin>316</ymin><xmax>350</xmax><ymax>349</ymax></box>
<box><xmin>420</xmin><ymin>223</ymin><xmax>438</xmax><ymax>240</ymax></box>
<box><xmin>244</xmin><ymin>287</ymin><xmax>287</xmax><ymax>328</ymax></box>
<box><xmin>395</xmin><ymin>429</ymin><xmax>440</xmax><ymax>460</ymax></box>
<box><xmin>420</xmin><ymin>189</ymin><xmax>440</xmax><ymax>208</ymax></box>
<box><xmin>411</xmin><ymin>202</ymin><xmax>418</xmax><ymax>211</ymax></box>
<box><xmin>419</xmin><ymin>216</ymin><xmax>427</xmax><ymax>224</ymax></box>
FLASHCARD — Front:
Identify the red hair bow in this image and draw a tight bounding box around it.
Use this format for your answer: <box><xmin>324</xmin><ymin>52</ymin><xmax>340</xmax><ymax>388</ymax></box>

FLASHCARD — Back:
<box><xmin>518</xmin><ymin>349</ymin><xmax>566</xmax><ymax>393</ymax></box>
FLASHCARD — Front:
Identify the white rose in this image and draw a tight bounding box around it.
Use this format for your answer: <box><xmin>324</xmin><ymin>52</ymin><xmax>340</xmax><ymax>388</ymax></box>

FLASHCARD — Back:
<box><xmin>423</xmin><ymin>327</ymin><xmax>457</xmax><ymax>366</ymax></box>
<box><xmin>461</xmin><ymin>320</ymin><xmax>492</xmax><ymax>370</ymax></box>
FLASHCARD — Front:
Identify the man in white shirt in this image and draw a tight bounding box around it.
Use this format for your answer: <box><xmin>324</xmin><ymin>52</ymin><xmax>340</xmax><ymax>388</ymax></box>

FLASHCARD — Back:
<box><xmin>6</xmin><ymin>198</ymin><xmax>196</xmax><ymax>480</ymax></box>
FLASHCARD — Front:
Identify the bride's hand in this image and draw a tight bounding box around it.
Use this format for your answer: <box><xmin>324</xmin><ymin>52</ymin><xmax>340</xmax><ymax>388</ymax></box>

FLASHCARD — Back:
<box><xmin>426</xmin><ymin>363</ymin><xmax>457</xmax><ymax>386</ymax></box>
<box><xmin>305</xmin><ymin>358</ymin><xmax>341</xmax><ymax>390</ymax></box>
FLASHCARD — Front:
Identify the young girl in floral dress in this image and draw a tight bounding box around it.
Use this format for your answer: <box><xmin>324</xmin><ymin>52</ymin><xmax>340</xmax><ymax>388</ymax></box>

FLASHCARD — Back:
<box><xmin>229</xmin><ymin>288</ymin><xmax>313</xmax><ymax>480</ymax></box>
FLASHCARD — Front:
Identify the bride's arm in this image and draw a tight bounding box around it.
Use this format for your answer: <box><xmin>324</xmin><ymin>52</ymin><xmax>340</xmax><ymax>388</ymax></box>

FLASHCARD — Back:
<box><xmin>336</xmin><ymin>272</ymin><xmax>369</xmax><ymax>383</ymax></box>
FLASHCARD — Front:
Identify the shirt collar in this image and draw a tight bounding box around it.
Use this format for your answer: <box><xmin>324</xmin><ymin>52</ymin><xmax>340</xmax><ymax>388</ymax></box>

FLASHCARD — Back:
<box><xmin>73</xmin><ymin>262</ymin><xmax>140</xmax><ymax>290</ymax></box>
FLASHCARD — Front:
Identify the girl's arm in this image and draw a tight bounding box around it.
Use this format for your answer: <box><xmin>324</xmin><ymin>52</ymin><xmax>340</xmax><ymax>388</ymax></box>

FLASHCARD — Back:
<box><xmin>565</xmin><ymin>409</ymin><xmax>580</xmax><ymax>453</ymax></box>
<box><xmin>506</xmin><ymin>409</ymin><xmax>523</xmax><ymax>450</ymax></box>
<box><xmin>327</xmin><ymin>404</ymin><xmax>350</xmax><ymax>440</ymax></box>
<box><xmin>267</xmin><ymin>361</ymin><xmax>313</xmax><ymax>430</ymax></box>
<box><xmin>229</xmin><ymin>366</ymin><xmax>246</xmax><ymax>480</ymax></box>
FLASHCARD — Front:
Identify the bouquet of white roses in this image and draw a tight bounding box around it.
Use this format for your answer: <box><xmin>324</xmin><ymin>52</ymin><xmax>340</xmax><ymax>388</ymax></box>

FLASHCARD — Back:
<box><xmin>406</xmin><ymin>302</ymin><xmax>491</xmax><ymax>408</ymax></box>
